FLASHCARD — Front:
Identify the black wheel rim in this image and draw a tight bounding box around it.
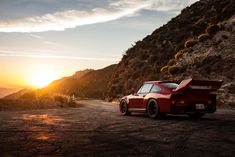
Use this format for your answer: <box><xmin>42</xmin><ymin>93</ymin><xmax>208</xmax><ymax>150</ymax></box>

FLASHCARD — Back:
<box><xmin>121</xmin><ymin>103</ymin><xmax>127</xmax><ymax>113</ymax></box>
<box><xmin>149</xmin><ymin>102</ymin><xmax>157</xmax><ymax>116</ymax></box>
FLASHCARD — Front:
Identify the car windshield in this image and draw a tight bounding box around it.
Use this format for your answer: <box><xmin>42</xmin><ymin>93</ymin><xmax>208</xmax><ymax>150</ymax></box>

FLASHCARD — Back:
<box><xmin>160</xmin><ymin>83</ymin><xmax>179</xmax><ymax>89</ymax></box>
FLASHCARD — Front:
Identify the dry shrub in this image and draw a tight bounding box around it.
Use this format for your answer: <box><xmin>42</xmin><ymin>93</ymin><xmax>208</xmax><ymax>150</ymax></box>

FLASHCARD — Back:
<box><xmin>160</xmin><ymin>66</ymin><xmax>169</xmax><ymax>73</ymax></box>
<box><xmin>184</xmin><ymin>39</ymin><xmax>198</xmax><ymax>48</ymax></box>
<box><xmin>167</xmin><ymin>59</ymin><xmax>176</xmax><ymax>66</ymax></box>
<box><xmin>198</xmin><ymin>33</ymin><xmax>210</xmax><ymax>42</ymax></box>
<box><xmin>54</xmin><ymin>95</ymin><xmax>68</xmax><ymax>104</ymax></box>
<box><xmin>174</xmin><ymin>51</ymin><xmax>184</xmax><ymax>60</ymax></box>
<box><xmin>168</xmin><ymin>66</ymin><xmax>181</xmax><ymax>75</ymax></box>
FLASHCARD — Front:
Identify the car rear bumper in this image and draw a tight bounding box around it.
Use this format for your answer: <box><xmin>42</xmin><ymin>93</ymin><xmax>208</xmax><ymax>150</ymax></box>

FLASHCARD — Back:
<box><xmin>172</xmin><ymin>103</ymin><xmax>216</xmax><ymax>113</ymax></box>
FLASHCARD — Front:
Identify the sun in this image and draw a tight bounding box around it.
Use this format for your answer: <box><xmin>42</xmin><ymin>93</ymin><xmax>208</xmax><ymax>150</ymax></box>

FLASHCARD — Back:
<box><xmin>28</xmin><ymin>67</ymin><xmax>58</xmax><ymax>88</ymax></box>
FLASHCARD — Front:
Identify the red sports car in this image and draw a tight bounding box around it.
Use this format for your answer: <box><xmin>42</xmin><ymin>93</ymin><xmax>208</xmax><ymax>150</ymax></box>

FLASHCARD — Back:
<box><xmin>119</xmin><ymin>78</ymin><xmax>222</xmax><ymax>118</ymax></box>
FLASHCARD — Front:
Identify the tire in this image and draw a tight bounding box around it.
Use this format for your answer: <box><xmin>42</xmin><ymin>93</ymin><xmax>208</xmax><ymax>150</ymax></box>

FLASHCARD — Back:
<box><xmin>119</xmin><ymin>100</ymin><xmax>130</xmax><ymax>116</ymax></box>
<box><xmin>188</xmin><ymin>113</ymin><xmax>204</xmax><ymax>119</ymax></box>
<box><xmin>147</xmin><ymin>99</ymin><xmax>160</xmax><ymax>119</ymax></box>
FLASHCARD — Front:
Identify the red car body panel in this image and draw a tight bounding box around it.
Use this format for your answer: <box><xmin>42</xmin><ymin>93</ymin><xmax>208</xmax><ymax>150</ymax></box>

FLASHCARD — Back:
<box><xmin>174</xmin><ymin>78</ymin><xmax>223</xmax><ymax>93</ymax></box>
<box><xmin>121</xmin><ymin>78</ymin><xmax>223</xmax><ymax>114</ymax></box>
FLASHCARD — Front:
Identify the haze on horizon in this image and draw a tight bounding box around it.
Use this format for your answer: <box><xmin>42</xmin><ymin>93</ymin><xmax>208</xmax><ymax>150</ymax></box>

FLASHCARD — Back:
<box><xmin>0</xmin><ymin>0</ymin><xmax>198</xmax><ymax>89</ymax></box>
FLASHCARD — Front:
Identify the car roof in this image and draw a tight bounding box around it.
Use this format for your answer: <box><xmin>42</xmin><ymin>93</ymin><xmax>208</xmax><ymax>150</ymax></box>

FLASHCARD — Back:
<box><xmin>144</xmin><ymin>80</ymin><xmax>178</xmax><ymax>84</ymax></box>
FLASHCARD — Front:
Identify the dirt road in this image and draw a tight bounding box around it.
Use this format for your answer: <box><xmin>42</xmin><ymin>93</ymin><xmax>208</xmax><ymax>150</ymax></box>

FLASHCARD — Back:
<box><xmin>0</xmin><ymin>100</ymin><xmax>235</xmax><ymax>157</ymax></box>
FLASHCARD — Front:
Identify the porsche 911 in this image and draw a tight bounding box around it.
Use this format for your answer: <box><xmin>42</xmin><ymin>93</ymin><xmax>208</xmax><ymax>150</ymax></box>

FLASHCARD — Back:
<box><xmin>119</xmin><ymin>78</ymin><xmax>222</xmax><ymax>118</ymax></box>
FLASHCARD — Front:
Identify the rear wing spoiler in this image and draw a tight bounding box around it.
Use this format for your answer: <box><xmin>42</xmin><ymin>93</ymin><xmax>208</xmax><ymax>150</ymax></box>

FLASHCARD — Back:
<box><xmin>173</xmin><ymin>78</ymin><xmax>223</xmax><ymax>93</ymax></box>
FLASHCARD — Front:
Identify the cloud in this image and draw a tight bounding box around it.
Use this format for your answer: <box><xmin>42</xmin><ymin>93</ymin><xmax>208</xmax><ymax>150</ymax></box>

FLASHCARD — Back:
<box><xmin>43</xmin><ymin>41</ymin><xmax>60</xmax><ymax>46</ymax></box>
<box><xmin>29</xmin><ymin>34</ymin><xmax>43</xmax><ymax>39</ymax></box>
<box><xmin>0</xmin><ymin>0</ymin><xmax>198</xmax><ymax>32</ymax></box>
<box><xmin>0</xmin><ymin>50</ymin><xmax>119</xmax><ymax>62</ymax></box>
<box><xmin>147</xmin><ymin>0</ymin><xmax>198</xmax><ymax>12</ymax></box>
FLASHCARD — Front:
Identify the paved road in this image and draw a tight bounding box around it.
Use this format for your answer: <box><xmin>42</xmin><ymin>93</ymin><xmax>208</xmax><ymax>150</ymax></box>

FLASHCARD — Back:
<box><xmin>0</xmin><ymin>100</ymin><xmax>235</xmax><ymax>157</ymax></box>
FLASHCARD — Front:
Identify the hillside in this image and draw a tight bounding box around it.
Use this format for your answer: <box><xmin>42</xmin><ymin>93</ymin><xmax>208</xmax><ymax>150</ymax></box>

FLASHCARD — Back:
<box><xmin>169</xmin><ymin>17</ymin><xmax>235</xmax><ymax>107</ymax></box>
<box><xmin>39</xmin><ymin>68</ymin><xmax>95</xmax><ymax>96</ymax></box>
<box><xmin>3</xmin><ymin>89</ymin><xmax>33</xmax><ymax>100</ymax></box>
<box><xmin>0</xmin><ymin>88</ymin><xmax>20</xmax><ymax>98</ymax></box>
<box><xmin>105</xmin><ymin>0</ymin><xmax>235</xmax><ymax>105</ymax></box>
<box><xmin>40</xmin><ymin>64</ymin><xmax>116</xmax><ymax>99</ymax></box>
<box><xmin>71</xmin><ymin>69</ymin><xmax>94</xmax><ymax>79</ymax></box>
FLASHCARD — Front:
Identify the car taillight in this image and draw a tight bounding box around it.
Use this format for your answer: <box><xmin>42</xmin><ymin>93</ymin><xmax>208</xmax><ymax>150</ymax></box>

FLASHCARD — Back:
<box><xmin>180</xmin><ymin>100</ymin><xmax>185</xmax><ymax>104</ymax></box>
<box><xmin>172</xmin><ymin>100</ymin><xmax>185</xmax><ymax>104</ymax></box>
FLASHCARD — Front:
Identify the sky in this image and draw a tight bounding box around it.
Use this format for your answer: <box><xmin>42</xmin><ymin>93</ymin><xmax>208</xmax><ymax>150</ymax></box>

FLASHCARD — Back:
<box><xmin>0</xmin><ymin>0</ymin><xmax>198</xmax><ymax>89</ymax></box>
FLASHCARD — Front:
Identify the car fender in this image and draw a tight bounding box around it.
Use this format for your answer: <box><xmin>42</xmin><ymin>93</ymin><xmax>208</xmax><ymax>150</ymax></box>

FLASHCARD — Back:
<box><xmin>120</xmin><ymin>95</ymin><xmax>130</xmax><ymax>104</ymax></box>
<box><xmin>144</xmin><ymin>93</ymin><xmax>171</xmax><ymax>113</ymax></box>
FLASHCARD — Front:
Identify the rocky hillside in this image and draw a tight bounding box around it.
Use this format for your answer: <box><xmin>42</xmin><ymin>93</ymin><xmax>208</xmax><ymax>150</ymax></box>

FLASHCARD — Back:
<box><xmin>105</xmin><ymin>0</ymin><xmax>235</xmax><ymax>105</ymax></box>
<box><xmin>71</xmin><ymin>69</ymin><xmax>94</xmax><ymax>79</ymax></box>
<box><xmin>169</xmin><ymin>17</ymin><xmax>235</xmax><ymax>107</ymax></box>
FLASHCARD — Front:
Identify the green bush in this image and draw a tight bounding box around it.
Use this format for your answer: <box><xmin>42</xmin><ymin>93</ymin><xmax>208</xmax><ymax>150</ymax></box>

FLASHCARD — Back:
<box><xmin>174</xmin><ymin>51</ymin><xmax>184</xmax><ymax>60</ymax></box>
<box><xmin>206</xmin><ymin>24</ymin><xmax>220</xmax><ymax>36</ymax></box>
<box><xmin>167</xmin><ymin>59</ymin><xmax>176</xmax><ymax>66</ymax></box>
<box><xmin>160</xmin><ymin>66</ymin><xmax>169</xmax><ymax>73</ymax></box>
<box><xmin>198</xmin><ymin>33</ymin><xmax>210</xmax><ymax>42</ymax></box>
<box><xmin>184</xmin><ymin>39</ymin><xmax>198</xmax><ymax>48</ymax></box>
<box><xmin>168</xmin><ymin>66</ymin><xmax>180</xmax><ymax>75</ymax></box>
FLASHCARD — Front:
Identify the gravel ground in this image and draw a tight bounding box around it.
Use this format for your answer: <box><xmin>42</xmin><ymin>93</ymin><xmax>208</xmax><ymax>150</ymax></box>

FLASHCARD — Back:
<box><xmin>0</xmin><ymin>100</ymin><xmax>235</xmax><ymax>157</ymax></box>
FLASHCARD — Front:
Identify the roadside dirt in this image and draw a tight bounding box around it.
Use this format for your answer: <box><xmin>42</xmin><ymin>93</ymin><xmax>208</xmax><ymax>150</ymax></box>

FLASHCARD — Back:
<box><xmin>0</xmin><ymin>100</ymin><xmax>235</xmax><ymax>157</ymax></box>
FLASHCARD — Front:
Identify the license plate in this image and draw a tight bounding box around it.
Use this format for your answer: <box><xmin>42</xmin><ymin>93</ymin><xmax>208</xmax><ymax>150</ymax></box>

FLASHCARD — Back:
<box><xmin>196</xmin><ymin>104</ymin><xmax>205</xmax><ymax>109</ymax></box>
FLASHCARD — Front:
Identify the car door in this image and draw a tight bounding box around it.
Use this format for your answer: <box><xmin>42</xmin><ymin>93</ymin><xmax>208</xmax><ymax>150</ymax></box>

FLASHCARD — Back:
<box><xmin>129</xmin><ymin>83</ymin><xmax>153</xmax><ymax>109</ymax></box>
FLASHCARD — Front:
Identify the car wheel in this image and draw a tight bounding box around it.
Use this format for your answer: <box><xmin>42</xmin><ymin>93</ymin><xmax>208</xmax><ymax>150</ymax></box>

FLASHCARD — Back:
<box><xmin>147</xmin><ymin>99</ymin><xmax>160</xmax><ymax>119</ymax></box>
<box><xmin>188</xmin><ymin>113</ymin><xmax>204</xmax><ymax>119</ymax></box>
<box><xmin>119</xmin><ymin>100</ymin><xmax>130</xmax><ymax>116</ymax></box>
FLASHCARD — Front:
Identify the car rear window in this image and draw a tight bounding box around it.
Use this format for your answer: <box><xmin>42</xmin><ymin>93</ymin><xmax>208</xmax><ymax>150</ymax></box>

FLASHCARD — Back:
<box><xmin>138</xmin><ymin>84</ymin><xmax>153</xmax><ymax>93</ymax></box>
<box><xmin>160</xmin><ymin>83</ymin><xmax>179</xmax><ymax>89</ymax></box>
<box><xmin>150</xmin><ymin>85</ymin><xmax>161</xmax><ymax>92</ymax></box>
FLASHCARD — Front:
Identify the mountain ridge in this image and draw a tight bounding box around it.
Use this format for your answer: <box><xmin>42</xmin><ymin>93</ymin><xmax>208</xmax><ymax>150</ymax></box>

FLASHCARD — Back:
<box><xmin>0</xmin><ymin>88</ymin><xmax>21</xmax><ymax>99</ymax></box>
<box><xmin>39</xmin><ymin>64</ymin><xmax>116</xmax><ymax>99</ymax></box>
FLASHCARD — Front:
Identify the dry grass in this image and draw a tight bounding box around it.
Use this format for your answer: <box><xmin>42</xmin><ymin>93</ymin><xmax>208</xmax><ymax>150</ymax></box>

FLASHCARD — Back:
<box><xmin>198</xmin><ymin>33</ymin><xmax>210</xmax><ymax>42</ymax></box>
<box><xmin>184</xmin><ymin>39</ymin><xmax>198</xmax><ymax>48</ymax></box>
